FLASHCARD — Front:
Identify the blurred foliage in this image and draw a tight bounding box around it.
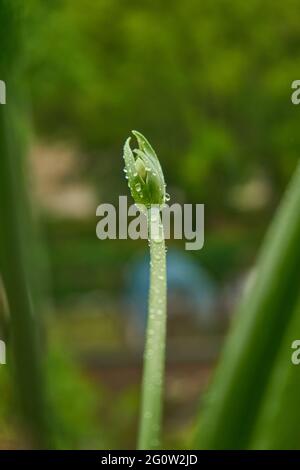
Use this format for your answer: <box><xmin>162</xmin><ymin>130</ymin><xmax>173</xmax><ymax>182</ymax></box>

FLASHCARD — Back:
<box><xmin>0</xmin><ymin>0</ymin><xmax>52</xmax><ymax>447</ymax></box>
<box><xmin>17</xmin><ymin>0</ymin><xmax>300</xmax><ymax>302</ymax></box>
<box><xmin>0</xmin><ymin>0</ymin><xmax>297</xmax><ymax>450</ymax></box>
<box><xmin>195</xmin><ymin>162</ymin><xmax>300</xmax><ymax>449</ymax></box>
<box><xmin>24</xmin><ymin>0</ymin><xmax>299</xmax><ymax>210</ymax></box>
<box><xmin>45</xmin><ymin>346</ymin><xmax>101</xmax><ymax>449</ymax></box>
<box><xmin>251</xmin><ymin>294</ymin><xmax>300</xmax><ymax>449</ymax></box>
<box><xmin>0</xmin><ymin>345</ymin><xmax>102</xmax><ymax>449</ymax></box>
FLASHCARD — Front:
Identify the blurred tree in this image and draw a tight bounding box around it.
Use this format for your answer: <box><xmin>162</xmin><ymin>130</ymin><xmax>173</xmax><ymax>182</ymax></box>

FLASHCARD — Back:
<box><xmin>20</xmin><ymin>0</ymin><xmax>300</xmax><ymax>300</ymax></box>
<box><xmin>26</xmin><ymin>0</ymin><xmax>299</xmax><ymax>210</ymax></box>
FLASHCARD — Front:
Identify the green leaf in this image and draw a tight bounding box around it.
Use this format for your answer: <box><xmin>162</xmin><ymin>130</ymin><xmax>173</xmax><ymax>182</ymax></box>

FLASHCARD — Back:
<box><xmin>194</xmin><ymin>161</ymin><xmax>300</xmax><ymax>449</ymax></box>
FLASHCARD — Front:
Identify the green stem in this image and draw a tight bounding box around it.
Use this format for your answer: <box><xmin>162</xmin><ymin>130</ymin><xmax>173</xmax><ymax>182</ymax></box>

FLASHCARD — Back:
<box><xmin>138</xmin><ymin>207</ymin><xmax>167</xmax><ymax>450</ymax></box>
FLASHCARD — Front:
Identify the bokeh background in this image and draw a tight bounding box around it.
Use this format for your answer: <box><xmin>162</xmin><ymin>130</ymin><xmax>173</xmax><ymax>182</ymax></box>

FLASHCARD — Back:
<box><xmin>0</xmin><ymin>0</ymin><xmax>299</xmax><ymax>449</ymax></box>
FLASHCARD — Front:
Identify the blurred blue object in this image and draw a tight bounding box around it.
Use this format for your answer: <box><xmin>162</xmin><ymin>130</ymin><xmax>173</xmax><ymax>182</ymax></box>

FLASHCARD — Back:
<box><xmin>124</xmin><ymin>248</ymin><xmax>217</xmax><ymax>332</ymax></box>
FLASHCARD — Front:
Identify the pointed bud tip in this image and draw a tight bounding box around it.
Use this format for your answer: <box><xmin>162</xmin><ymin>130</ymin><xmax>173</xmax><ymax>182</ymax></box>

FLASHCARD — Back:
<box><xmin>123</xmin><ymin>131</ymin><xmax>167</xmax><ymax>207</ymax></box>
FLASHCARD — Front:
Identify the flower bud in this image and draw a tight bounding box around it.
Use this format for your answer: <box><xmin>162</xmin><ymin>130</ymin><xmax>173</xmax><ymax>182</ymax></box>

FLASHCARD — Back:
<box><xmin>135</xmin><ymin>157</ymin><xmax>147</xmax><ymax>182</ymax></box>
<box><xmin>123</xmin><ymin>130</ymin><xmax>167</xmax><ymax>208</ymax></box>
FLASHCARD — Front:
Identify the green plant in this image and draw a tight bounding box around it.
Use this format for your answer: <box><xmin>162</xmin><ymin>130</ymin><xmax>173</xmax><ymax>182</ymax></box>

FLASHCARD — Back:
<box><xmin>194</xmin><ymin>161</ymin><xmax>300</xmax><ymax>449</ymax></box>
<box><xmin>0</xmin><ymin>0</ymin><xmax>51</xmax><ymax>448</ymax></box>
<box><xmin>123</xmin><ymin>131</ymin><xmax>168</xmax><ymax>449</ymax></box>
<box><xmin>251</xmin><ymin>293</ymin><xmax>300</xmax><ymax>449</ymax></box>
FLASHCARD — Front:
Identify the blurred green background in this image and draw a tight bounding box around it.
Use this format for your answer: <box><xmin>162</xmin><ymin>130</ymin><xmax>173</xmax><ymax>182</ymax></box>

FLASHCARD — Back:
<box><xmin>0</xmin><ymin>0</ymin><xmax>299</xmax><ymax>449</ymax></box>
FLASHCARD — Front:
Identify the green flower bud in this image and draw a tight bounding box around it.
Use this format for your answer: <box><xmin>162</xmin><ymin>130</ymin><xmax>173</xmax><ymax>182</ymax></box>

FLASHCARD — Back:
<box><xmin>135</xmin><ymin>157</ymin><xmax>147</xmax><ymax>182</ymax></box>
<box><xmin>123</xmin><ymin>130</ymin><xmax>167</xmax><ymax>208</ymax></box>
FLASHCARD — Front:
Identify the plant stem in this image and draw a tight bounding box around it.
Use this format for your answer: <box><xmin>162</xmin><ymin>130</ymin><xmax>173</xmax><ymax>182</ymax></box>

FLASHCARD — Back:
<box><xmin>138</xmin><ymin>207</ymin><xmax>167</xmax><ymax>450</ymax></box>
